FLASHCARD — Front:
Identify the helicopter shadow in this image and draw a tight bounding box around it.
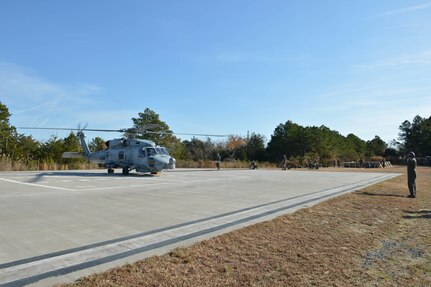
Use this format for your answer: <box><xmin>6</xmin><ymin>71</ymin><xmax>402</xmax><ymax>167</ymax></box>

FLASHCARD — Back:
<box><xmin>27</xmin><ymin>170</ymin><xmax>155</xmax><ymax>183</ymax></box>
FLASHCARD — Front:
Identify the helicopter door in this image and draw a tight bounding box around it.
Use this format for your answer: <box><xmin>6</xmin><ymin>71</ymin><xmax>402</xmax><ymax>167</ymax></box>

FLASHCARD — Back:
<box><xmin>138</xmin><ymin>148</ymin><xmax>146</xmax><ymax>158</ymax></box>
<box><xmin>118</xmin><ymin>151</ymin><xmax>125</xmax><ymax>160</ymax></box>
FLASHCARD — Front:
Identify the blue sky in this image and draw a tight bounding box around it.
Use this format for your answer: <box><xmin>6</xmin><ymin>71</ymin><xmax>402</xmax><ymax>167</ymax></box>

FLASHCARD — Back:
<box><xmin>1</xmin><ymin>1</ymin><xmax>430</xmax><ymax>144</ymax></box>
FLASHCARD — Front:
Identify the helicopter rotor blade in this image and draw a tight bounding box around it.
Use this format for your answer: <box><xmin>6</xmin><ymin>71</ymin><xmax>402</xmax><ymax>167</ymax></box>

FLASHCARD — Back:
<box><xmin>146</xmin><ymin>131</ymin><xmax>229</xmax><ymax>137</ymax></box>
<box><xmin>18</xmin><ymin>127</ymin><xmax>229</xmax><ymax>137</ymax></box>
<box><xmin>18</xmin><ymin>127</ymin><xmax>125</xmax><ymax>132</ymax></box>
<box><xmin>119</xmin><ymin>124</ymin><xmax>160</xmax><ymax>134</ymax></box>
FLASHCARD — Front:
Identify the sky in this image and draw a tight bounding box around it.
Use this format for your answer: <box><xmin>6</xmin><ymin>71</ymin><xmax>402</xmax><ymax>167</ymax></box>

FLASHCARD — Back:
<box><xmin>1</xmin><ymin>0</ymin><xmax>430</xmax><ymax>145</ymax></box>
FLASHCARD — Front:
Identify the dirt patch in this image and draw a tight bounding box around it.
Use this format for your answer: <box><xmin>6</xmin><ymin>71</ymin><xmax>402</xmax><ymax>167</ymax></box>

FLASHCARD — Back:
<box><xmin>60</xmin><ymin>166</ymin><xmax>431</xmax><ymax>287</ymax></box>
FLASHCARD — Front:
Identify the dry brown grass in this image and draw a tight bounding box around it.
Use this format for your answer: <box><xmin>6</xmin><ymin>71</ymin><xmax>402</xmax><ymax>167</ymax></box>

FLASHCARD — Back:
<box><xmin>60</xmin><ymin>166</ymin><xmax>431</xmax><ymax>287</ymax></box>
<box><xmin>0</xmin><ymin>156</ymin><xmax>99</xmax><ymax>171</ymax></box>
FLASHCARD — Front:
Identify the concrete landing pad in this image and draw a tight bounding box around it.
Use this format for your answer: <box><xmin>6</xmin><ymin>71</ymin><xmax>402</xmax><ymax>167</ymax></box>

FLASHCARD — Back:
<box><xmin>0</xmin><ymin>169</ymin><xmax>399</xmax><ymax>286</ymax></box>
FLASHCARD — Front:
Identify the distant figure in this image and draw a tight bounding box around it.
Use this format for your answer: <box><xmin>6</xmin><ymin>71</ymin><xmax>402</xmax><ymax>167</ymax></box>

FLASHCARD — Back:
<box><xmin>249</xmin><ymin>160</ymin><xmax>258</xmax><ymax>170</ymax></box>
<box><xmin>216</xmin><ymin>153</ymin><xmax>221</xmax><ymax>170</ymax></box>
<box><xmin>282</xmin><ymin>154</ymin><xmax>288</xmax><ymax>170</ymax></box>
<box><xmin>407</xmin><ymin>151</ymin><xmax>417</xmax><ymax>198</ymax></box>
<box><xmin>381</xmin><ymin>158</ymin><xmax>386</xmax><ymax>168</ymax></box>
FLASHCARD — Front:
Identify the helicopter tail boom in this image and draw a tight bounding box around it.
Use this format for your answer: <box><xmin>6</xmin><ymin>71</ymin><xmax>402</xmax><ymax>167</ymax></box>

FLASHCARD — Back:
<box><xmin>62</xmin><ymin>152</ymin><xmax>84</xmax><ymax>159</ymax></box>
<box><xmin>77</xmin><ymin>131</ymin><xmax>92</xmax><ymax>157</ymax></box>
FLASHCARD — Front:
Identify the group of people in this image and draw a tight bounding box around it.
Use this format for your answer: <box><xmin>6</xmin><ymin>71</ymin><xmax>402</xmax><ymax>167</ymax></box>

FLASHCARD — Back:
<box><xmin>214</xmin><ymin>153</ymin><xmax>259</xmax><ymax>170</ymax></box>
<box><xmin>214</xmin><ymin>151</ymin><xmax>418</xmax><ymax>199</ymax></box>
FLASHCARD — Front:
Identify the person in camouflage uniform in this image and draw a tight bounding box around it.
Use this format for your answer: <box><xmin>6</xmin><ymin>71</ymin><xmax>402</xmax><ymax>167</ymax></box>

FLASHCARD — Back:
<box><xmin>216</xmin><ymin>153</ymin><xmax>221</xmax><ymax>170</ymax></box>
<box><xmin>407</xmin><ymin>151</ymin><xmax>417</xmax><ymax>198</ymax></box>
<box><xmin>282</xmin><ymin>154</ymin><xmax>288</xmax><ymax>170</ymax></box>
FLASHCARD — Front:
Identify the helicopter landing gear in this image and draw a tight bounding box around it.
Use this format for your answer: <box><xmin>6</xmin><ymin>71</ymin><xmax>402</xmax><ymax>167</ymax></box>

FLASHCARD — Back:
<box><xmin>122</xmin><ymin>167</ymin><xmax>130</xmax><ymax>175</ymax></box>
<box><xmin>107</xmin><ymin>168</ymin><xmax>114</xmax><ymax>174</ymax></box>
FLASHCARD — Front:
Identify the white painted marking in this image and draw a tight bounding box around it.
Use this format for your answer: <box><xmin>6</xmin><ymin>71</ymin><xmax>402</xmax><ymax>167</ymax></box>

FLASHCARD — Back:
<box><xmin>78</xmin><ymin>182</ymin><xmax>172</xmax><ymax>191</ymax></box>
<box><xmin>0</xmin><ymin>177</ymin><xmax>74</xmax><ymax>191</ymax></box>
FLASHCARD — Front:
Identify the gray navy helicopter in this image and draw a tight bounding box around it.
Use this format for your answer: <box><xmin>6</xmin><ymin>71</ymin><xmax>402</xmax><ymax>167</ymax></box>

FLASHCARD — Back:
<box><xmin>20</xmin><ymin>125</ymin><xmax>226</xmax><ymax>175</ymax></box>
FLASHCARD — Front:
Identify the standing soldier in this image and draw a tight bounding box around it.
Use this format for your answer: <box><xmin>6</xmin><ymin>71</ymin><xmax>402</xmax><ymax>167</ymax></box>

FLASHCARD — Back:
<box><xmin>407</xmin><ymin>151</ymin><xmax>417</xmax><ymax>198</ymax></box>
<box><xmin>282</xmin><ymin>154</ymin><xmax>288</xmax><ymax>170</ymax></box>
<box><xmin>216</xmin><ymin>153</ymin><xmax>221</xmax><ymax>170</ymax></box>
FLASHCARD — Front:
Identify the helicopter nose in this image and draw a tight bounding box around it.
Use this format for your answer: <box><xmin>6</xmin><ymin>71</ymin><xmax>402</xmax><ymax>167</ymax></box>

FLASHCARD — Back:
<box><xmin>168</xmin><ymin>157</ymin><xmax>176</xmax><ymax>169</ymax></box>
<box><xmin>151</xmin><ymin>156</ymin><xmax>172</xmax><ymax>170</ymax></box>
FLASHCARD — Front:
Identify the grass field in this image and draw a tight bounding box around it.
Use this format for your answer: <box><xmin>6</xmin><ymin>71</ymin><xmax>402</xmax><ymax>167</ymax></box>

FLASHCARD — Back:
<box><xmin>60</xmin><ymin>166</ymin><xmax>431</xmax><ymax>287</ymax></box>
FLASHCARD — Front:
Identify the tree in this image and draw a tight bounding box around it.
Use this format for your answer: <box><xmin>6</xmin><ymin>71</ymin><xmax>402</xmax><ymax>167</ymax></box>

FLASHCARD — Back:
<box><xmin>131</xmin><ymin>108</ymin><xmax>175</xmax><ymax>147</ymax></box>
<box><xmin>398</xmin><ymin>115</ymin><xmax>431</xmax><ymax>156</ymax></box>
<box><xmin>131</xmin><ymin>108</ymin><xmax>185</xmax><ymax>158</ymax></box>
<box><xmin>246</xmin><ymin>133</ymin><xmax>266</xmax><ymax>161</ymax></box>
<box><xmin>266</xmin><ymin>121</ymin><xmax>305</xmax><ymax>162</ymax></box>
<box><xmin>342</xmin><ymin>133</ymin><xmax>366</xmax><ymax>160</ymax></box>
<box><xmin>39</xmin><ymin>136</ymin><xmax>65</xmax><ymax>163</ymax></box>
<box><xmin>62</xmin><ymin>132</ymin><xmax>85</xmax><ymax>165</ymax></box>
<box><xmin>267</xmin><ymin>120</ymin><xmax>371</xmax><ymax>164</ymax></box>
<box><xmin>14</xmin><ymin>134</ymin><xmax>40</xmax><ymax>163</ymax></box>
<box><xmin>167</xmin><ymin>140</ymin><xmax>189</xmax><ymax>160</ymax></box>
<box><xmin>225</xmin><ymin>135</ymin><xmax>247</xmax><ymax>160</ymax></box>
<box><xmin>183</xmin><ymin>137</ymin><xmax>215</xmax><ymax>161</ymax></box>
<box><xmin>89</xmin><ymin>137</ymin><xmax>107</xmax><ymax>152</ymax></box>
<box><xmin>365</xmin><ymin>135</ymin><xmax>387</xmax><ymax>157</ymax></box>
<box><xmin>0</xmin><ymin>101</ymin><xmax>17</xmax><ymax>156</ymax></box>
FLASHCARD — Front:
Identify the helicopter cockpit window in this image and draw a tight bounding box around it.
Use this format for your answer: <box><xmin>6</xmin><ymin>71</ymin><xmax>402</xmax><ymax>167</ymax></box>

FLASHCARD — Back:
<box><xmin>160</xmin><ymin>147</ymin><xmax>170</xmax><ymax>155</ymax></box>
<box><xmin>155</xmin><ymin>148</ymin><xmax>164</xmax><ymax>155</ymax></box>
<box><xmin>146</xmin><ymin>148</ymin><xmax>157</xmax><ymax>156</ymax></box>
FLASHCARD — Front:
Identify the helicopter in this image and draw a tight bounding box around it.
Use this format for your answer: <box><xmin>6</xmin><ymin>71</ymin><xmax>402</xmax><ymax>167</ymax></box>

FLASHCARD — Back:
<box><xmin>19</xmin><ymin>126</ymin><xmax>227</xmax><ymax>175</ymax></box>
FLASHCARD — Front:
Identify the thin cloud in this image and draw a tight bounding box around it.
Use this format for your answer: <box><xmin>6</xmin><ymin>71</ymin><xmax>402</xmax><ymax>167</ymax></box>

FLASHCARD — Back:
<box><xmin>313</xmin><ymin>77</ymin><xmax>431</xmax><ymax>118</ymax></box>
<box><xmin>310</xmin><ymin>91</ymin><xmax>431</xmax><ymax>142</ymax></box>
<box><xmin>318</xmin><ymin>76</ymin><xmax>431</xmax><ymax>100</ymax></box>
<box><xmin>0</xmin><ymin>62</ymin><xmax>103</xmax><ymax>129</ymax></box>
<box><xmin>371</xmin><ymin>1</ymin><xmax>431</xmax><ymax>18</ymax></box>
<box><xmin>352</xmin><ymin>50</ymin><xmax>431</xmax><ymax>71</ymax></box>
<box><xmin>0</xmin><ymin>62</ymin><xmax>102</xmax><ymax>106</ymax></box>
<box><xmin>214</xmin><ymin>52</ymin><xmax>303</xmax><ymax>64</ymax></box>
<box><xmin>0</xmin><ymin>62</ymin><xmax>151</xmax><ymax>141</ymax></box>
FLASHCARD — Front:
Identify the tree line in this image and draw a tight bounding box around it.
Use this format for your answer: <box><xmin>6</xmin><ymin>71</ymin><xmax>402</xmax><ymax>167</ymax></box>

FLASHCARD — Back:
<box><xmin>1</xmin><ymin>102</ymin><xmax>430</xmax><ymax>170</ymax></box>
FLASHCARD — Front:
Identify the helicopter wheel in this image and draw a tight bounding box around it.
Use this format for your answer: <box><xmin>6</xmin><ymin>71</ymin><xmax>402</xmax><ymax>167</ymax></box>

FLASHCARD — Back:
<box><xmin>122</xmin><ymin>167</ymin><xmax>130</xmax><ymax>175</ymax></box>
<box><xmin>108</xmin><ymin>168</ymin><xmax>114</xmax><ymax>174</ymax></box>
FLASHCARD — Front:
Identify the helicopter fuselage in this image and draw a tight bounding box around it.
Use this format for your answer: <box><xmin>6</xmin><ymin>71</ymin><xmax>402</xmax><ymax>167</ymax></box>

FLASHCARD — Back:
<box><xmin>77</xmin><ymin>134</ymin><xmax>176</xmax><ymax>175</ymax></box>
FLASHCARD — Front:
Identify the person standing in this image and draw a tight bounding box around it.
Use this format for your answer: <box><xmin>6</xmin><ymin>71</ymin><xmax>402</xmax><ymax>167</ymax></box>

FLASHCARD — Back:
<box><xmin>407</xmin><ymin>151</ymin><xmax>417</xmax><ymax>198</ymax></box>
<box><xmin>282</xmin><ymin>154</ymin><xmax>288</xmax><ymax>170</ymax></box>
<box><xmin>216</xmin><ymin>153</ymin><xmax>221</xmax><ymax>170</ymax></box>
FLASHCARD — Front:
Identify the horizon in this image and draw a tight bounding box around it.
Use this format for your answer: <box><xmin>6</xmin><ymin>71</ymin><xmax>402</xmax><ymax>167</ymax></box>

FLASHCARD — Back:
<box><xmin>11</xmin><ymin>114</ymin><xmax>420</xmax><ymax>147</ymax></box>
